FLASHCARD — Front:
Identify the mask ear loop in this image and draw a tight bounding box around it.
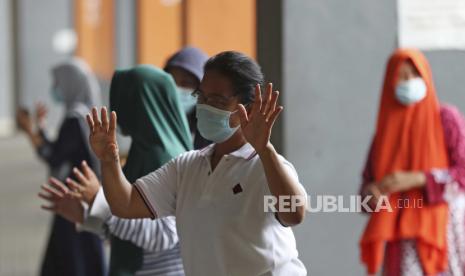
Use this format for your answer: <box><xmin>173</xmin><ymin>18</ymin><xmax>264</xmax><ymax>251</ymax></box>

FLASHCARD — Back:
<box><xmin>232</xmin><ymin>102</ymin><xmax>252</xmax><ymax>114</ymax></box>
<box><xmin>229</xmin><ymin>102</ymin><xmax>251</xmax><ymax>129</ymax></box>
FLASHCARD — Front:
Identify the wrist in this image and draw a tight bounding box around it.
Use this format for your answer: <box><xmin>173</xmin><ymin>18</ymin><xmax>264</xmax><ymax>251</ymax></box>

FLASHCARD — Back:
<box><xmin>76</xmin><ymin>204</ymin><xmax>85</xmax><ymax>224</ymax></box>
<box><xmin>101</xmin><ymin>157</ymin><xmax>120</xmax><ymax>166</ymax></box>
<box><xmin>87</xmin><ymin>190</ymin><xmax>98</xmax><ymax>206</ymax></box>
<box><xmin>413</xmin><ymin>172</ymin><xmax>426</xmax><ymax>188</ymax></box>
<box><xmin>25</xmin><ymin>128</ymin><xmax>35</xmax><ymax>137</ymax></box>
<box><xmin>256</xmin><ymin>142</ymin><xmax>275</xmax><ymax>157</ymax></box>
<box><xmin>36</xmin><ymin>123</ymin><xmax>45</xmax><ymax>132</ymax></box>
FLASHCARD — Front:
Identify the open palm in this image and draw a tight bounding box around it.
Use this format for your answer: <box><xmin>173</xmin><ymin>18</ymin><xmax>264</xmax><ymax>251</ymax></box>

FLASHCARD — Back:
<box><xmin>38</xmin><ymin>177</ymin><xmax>84</xmax><ymax>224</ymax></box>
<box><xmin>86</xmin><ymin>107</ymin><xmax>119</xmax><ymax>163</ymax></box>
<box><xmin>238</xmin><ymin>83</ymin><xmax>283</xmax><ymax>153</ymax></box>
<box><xmin>66</xmin><ymin>160</ymin><xmax>101</xmax><ymax>205</ymax></box>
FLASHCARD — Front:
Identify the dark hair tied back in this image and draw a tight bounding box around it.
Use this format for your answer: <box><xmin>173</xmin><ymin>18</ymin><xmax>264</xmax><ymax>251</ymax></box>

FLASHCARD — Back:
<box><xmin>204</xmin><ymin>51</ymin><xmax>264</xmax><ymax>105</ymax></box>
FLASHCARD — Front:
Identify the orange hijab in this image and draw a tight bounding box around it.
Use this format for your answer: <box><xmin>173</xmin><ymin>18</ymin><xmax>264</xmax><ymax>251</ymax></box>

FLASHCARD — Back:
<box><xmin>360</xmin><ymin>49</ymin><xmax>449</xmax><ymax>274</ymax></box>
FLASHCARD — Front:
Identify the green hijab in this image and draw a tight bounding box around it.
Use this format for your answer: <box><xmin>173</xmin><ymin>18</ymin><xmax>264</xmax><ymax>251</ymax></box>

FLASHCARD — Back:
<box><xmin>108</xmin><ymin>65</ymin><xmax>193</xmax><ymax>276</ymax></box>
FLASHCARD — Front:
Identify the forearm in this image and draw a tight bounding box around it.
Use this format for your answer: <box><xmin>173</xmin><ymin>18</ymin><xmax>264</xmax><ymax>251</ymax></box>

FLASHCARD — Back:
<box><xmin>107</xmin><ymin>216</ymin><xmax>178</xmax><ymax>252</ymax></box>
<box><xmin>101</xmin><ymin>159</ymin><xmax>133</xmax><ymax>217</ymax></box>
<box><xmin>404</xmin><ymin>171</ymin><xmax>426</xmax><ymax>190</ymax></box>
<box><xmin>26</xmin><ymin>130</ymin><xmax>44</xmax><ymax>149</ymax></box>
<box><xmin>258</xmin><ymin>143</ymin><xmax>306</xmax><ymax>226</ymax></box>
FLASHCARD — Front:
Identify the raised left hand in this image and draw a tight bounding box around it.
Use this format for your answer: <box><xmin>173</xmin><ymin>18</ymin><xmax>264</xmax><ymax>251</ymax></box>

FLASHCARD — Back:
<box><xmin>379</xmin><ymin>171</ymin><xmax>426</xmax><ymax>194</ymax></box>
<box><xmin>38</xmin><ymin>177</ymin><xmax>84</xmax><ymax>223</ymax></box>
<box><xmin>238</xmin><ymin>83</ymin><xmax>283</xmax><ymax>154</ymax></box>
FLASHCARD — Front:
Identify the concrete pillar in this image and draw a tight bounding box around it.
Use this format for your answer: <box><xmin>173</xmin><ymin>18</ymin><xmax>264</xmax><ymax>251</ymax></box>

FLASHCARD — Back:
<box><xmin>0</xmin><ymin>0</ymin><xmax>14</xmax><ymax>136</ymax></box>
<box><xmin>257</xmin><ymin>0</ymin><xmax>399</xmax><ymax>274</ymax></box>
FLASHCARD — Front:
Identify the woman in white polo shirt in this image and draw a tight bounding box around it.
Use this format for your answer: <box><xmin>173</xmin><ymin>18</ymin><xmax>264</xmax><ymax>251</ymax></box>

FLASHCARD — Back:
<box><xmin>86</xmin><ymin>51</ymin><xmax>308</xmax><ymax>276</ymax></box>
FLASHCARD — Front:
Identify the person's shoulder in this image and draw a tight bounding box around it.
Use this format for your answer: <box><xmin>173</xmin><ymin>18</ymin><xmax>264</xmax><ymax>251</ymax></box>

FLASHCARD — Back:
<box><xmin>440</xmin><ymin>103</ymin><xmax>465</xmax><ymax>126</ymax></box>
<box><xmin>59</xmin><ymin>116</ymin><xmax>83</xmax><ymax>133</ymax></box>
<box><xmin>172</xmin><ymin>147</ymin><xmax>208</xmax><ymax>165</ymax></box>
<box><xmin>176</xmin><ymin>149</ymin><xmax>201</xmax><ymax>159</ymax></box>
<box><xmin>440</xmin><ymin>103</ymin><xmax>463</xmax><ymax>118</ymax></box>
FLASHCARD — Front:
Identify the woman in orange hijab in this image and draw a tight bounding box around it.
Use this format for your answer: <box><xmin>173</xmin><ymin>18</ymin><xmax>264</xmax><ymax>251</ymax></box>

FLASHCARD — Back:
<box><xmin>359</xmin><ymin>48</ymin><xmax>465</xmax><ymax>275</ymax></box>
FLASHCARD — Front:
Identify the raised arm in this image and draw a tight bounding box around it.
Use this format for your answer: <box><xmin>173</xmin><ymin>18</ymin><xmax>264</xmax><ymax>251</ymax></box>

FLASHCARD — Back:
<box><xmin>238</xmin><ymin>83</ymin><xmax>306</xmax><ymax>226</ymax></box>
<box><xmin>86</xmin><ymin>107</ymin><xmax>152</xmax><ymax>218</ymax></box>
<box><xmin>16</xmin><ymin>104</ymin><xmax>46</xmax><ymax>149</ymax></box>
<box><xmin>69</xmin><ymin>162</ymin><xmax>178</xmax><ymax>251</ymax></box>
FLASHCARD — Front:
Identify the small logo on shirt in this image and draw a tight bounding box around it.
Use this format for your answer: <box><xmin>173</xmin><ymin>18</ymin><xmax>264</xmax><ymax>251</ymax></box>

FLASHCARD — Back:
<box><xmin>232</xmin><ymin>183</ymin><xmax>243</xmax><ymax>195</ymax></box>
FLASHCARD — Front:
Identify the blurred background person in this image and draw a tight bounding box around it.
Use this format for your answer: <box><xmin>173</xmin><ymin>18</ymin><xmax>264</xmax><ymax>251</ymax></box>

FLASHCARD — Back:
<box><xmin>359</xmin><ymin>49</ymin><xmax>465</xmax><ymax>276</ymax></box>
<box><xmin>40</xmin><ymin>65</ymin><xmax>192</xmax><ymax>276</ymax></box>
<box><xmin>164</xmin><ymin>46</ymin><xmax>211</xmax><ymax>149</ymax></box>
<box><xmin>5</xmin><ymin>1</ymin><xmax>465</xmax><ymax>275</ymax></box>
<box><xmin>16</xmin><ymin>58</ymin><xmax>106</xmax><ymax>276</ymax></box>
<box><xmin>39</xmin><ymin>46</ymin><xmax>210</xmax><ymax>276</ymax></box>
<box><xmin>102</xmin><ymin>65</ymin><xmax>191</xmax><ymax>276</ymax></box>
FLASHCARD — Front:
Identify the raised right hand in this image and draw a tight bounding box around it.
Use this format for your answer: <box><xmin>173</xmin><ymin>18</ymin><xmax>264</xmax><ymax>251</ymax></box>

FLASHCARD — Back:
<box><xmin>86</xmin><ymin>107</ymin><xmax>119</xmax><ymax>163</ymax></box>
<box><xmin>35</xmin><ymin>102</ymin><xmax>48</xmax><ymax>129</ymax></box>
<box><xmin>38</xmin><ymin>177</ymin><xmax>84</xmax><ymax>224</ymax></box>
<box><xmin>66</xmin><ymin>160</ymin><xmax>101</xmax><ymax>205</ymax></box>
<box><xmin>16</xmin><ymin>108</ymin><xmax>33</xmax><ymax>134</ymax></box>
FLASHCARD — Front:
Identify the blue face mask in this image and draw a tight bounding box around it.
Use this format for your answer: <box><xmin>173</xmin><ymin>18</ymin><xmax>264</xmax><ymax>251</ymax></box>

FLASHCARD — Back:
<box><xmin>395</xmin><ymin>77</ymin><xmax>427</xmax><ymax>106</ymax></box>
<box><xmin>177</xmin><ymin>86</ymin><xmax>197</xmax><ymax>113</ymax></box>
<box><xmin>196</xmin><ymin>103</ymin><xmax>239</xmax><ymax>143</ymax></box>
<box><xmin>51</xmin><ymin>87</ymin><xmax>63</xmax><ymax>103</ymax></box>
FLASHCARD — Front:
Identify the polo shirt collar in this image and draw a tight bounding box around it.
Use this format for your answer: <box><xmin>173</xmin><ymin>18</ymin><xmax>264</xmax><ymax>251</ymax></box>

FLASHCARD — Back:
<box><xmin>198</xmin><ymin>143</ymin><xmax>257</xmax><ymax>160</ymax></box>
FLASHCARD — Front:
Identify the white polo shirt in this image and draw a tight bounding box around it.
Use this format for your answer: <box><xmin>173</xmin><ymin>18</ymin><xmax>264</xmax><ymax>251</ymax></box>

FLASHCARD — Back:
<box><xmin>135</xmin><ymin>143</ymin><xmax>307</xmax><ymax>276</ymax></box>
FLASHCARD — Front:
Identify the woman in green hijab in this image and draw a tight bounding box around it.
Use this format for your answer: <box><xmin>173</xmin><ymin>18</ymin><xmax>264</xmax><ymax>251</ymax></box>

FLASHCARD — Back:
<box><xmin>107</xmin><ymin>65</ymin><xmax>191</xmax><ymax>275</ymax></box>
<box><xmin>40</xmin><ymin>65</ymin><xmax>192</xmax><ymax>275</ymax></box>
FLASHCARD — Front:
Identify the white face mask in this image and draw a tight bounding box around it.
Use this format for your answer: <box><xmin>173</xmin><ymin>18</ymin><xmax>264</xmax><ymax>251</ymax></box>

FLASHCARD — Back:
<box><xmin>177</xmin><ymin>86</ymin><xmax>197</xmax><ymax>113</ymax></box>
<box><xmin>395</xmin><ymin>77</ymin><xmax>427</xmax><ymax>106</ymax></box>
<box><xmin>196</xmin><ymin>103</ymin><xmax>239</xmax><ymax>143</ymax></box>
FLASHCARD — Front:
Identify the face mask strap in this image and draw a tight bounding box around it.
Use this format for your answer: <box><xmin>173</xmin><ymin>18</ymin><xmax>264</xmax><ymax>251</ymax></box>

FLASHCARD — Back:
<box><xmin>231</xmin><ymin>102</ymin><xmax>252</xmax><ymax>115</ymax></box>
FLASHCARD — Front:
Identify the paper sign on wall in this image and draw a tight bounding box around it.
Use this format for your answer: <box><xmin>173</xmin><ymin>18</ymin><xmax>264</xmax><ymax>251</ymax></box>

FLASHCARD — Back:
<box><xmin>398</xmin><ymin>0</ymin><xmax>465</xmax><ymax>50</ymax></box>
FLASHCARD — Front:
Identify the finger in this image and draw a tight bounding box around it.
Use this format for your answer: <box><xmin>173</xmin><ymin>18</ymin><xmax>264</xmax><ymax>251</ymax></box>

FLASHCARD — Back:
<box><xmin>41</xmin><ymin>184</ymin><xmax>64</xmax><ymax>198</ymax></box>
<box><xmin>81</xmin><ymin>160</ymin><xmax>94</xmax><ymax>178</ymax></box>
<box><xmin>237</xmin><ymin>104</ymin><xmax>249</xmax><ymax>127</ymax></box>
<box><xmin>92</xmin><ymin>107</ymin><xmax>102</xmax><ymax>129</ymax></box>
<box><xmin>369</xmin><ymin>186</ymin><xmax>382</xmax><ymax>207</ymax></box>
<box><xmin>38</xmin><ymin>192</ymin><xmax>54</xmax><ymax>201</ymax></box>
<box><xmin>19</xmin><ymin>108</ymin><xmax>29</xmax><ymax>116</ymax></box>
<box><xmin>69</xmin><ymin>191</ymin><xmax>83</xmax><ymax>199</ymax></box>
<box><xmin>49</xmin><ymin>177</ymin><xmax>69</xmax><ymax>194</ymax></box>
<box><xmin>86</xmin><ymin>114</ymin><xmax>95</xmax><ymax>132</ymax></box>
<box><xmin>262</xmin><ymin>83</ymin><xmax>273</xmax><ymax>114</ymax></box>
<box><xmin>66</xmin><ymin>182</ymin><xmax>84</xmax><ymax>199</ymax></box>
<box><xmin>266</xmin><ymin>91</ymin><xmax>279</xmax><ymax>120</ymax></box>
<box><xmin>251</xmin><ymin>84</ymin><xmax>262</xmax><ymax>116</ymax></box>
<box><xmin>61</xmin><ymin>182</ymin><xmax>83</xmax><ymax>199</ymax></box>
<box><xmin>379</xmin><ymin>181</ymin><xmax>394</xmax><ymax>194</ymax></box>
<box><xmin>37</xmin><ymin>102</ymin><xmax>47</xmax><ymax>110</ymax></box>
<box><xmin>66</xmin><ymin>177</ymin><xmax>83</xmax><ymax>192</ymax></box>
<box><xmin>109</xmin><ymin>111</ymin><xmax>117</xmax><ymax>139</ymax></box>
<box><xmin>267</xmin><ymin>106</ymin><xmax>283</xmax><ymax>128</ymax></box>
<box><xmin>377</xmin><ymin>181</ymin><xmax>387</xmax><ymax>193</ymax></box>
<box><xmin>371</xmin><ymin>186</ymin><xmax>382</xmax><ymax>198</ymax></box>
<box><xmin>73</xmin><ymin>167</ymin><xmax>88</xmax><ymax>184</ymax></box>
<box><xmin>41</xmin><ymin>205</ymin><xmax>57</xmax><ymax>211</ymax></box>
<box><xmin>101</xmin><ymin>107</ymin><xmax>109</xmax><ymax>131</ymax></box>
<box><xmin>37</xmin><ymin>103</ymin><xmax>47</xmax><ymax>115</ymax></box>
